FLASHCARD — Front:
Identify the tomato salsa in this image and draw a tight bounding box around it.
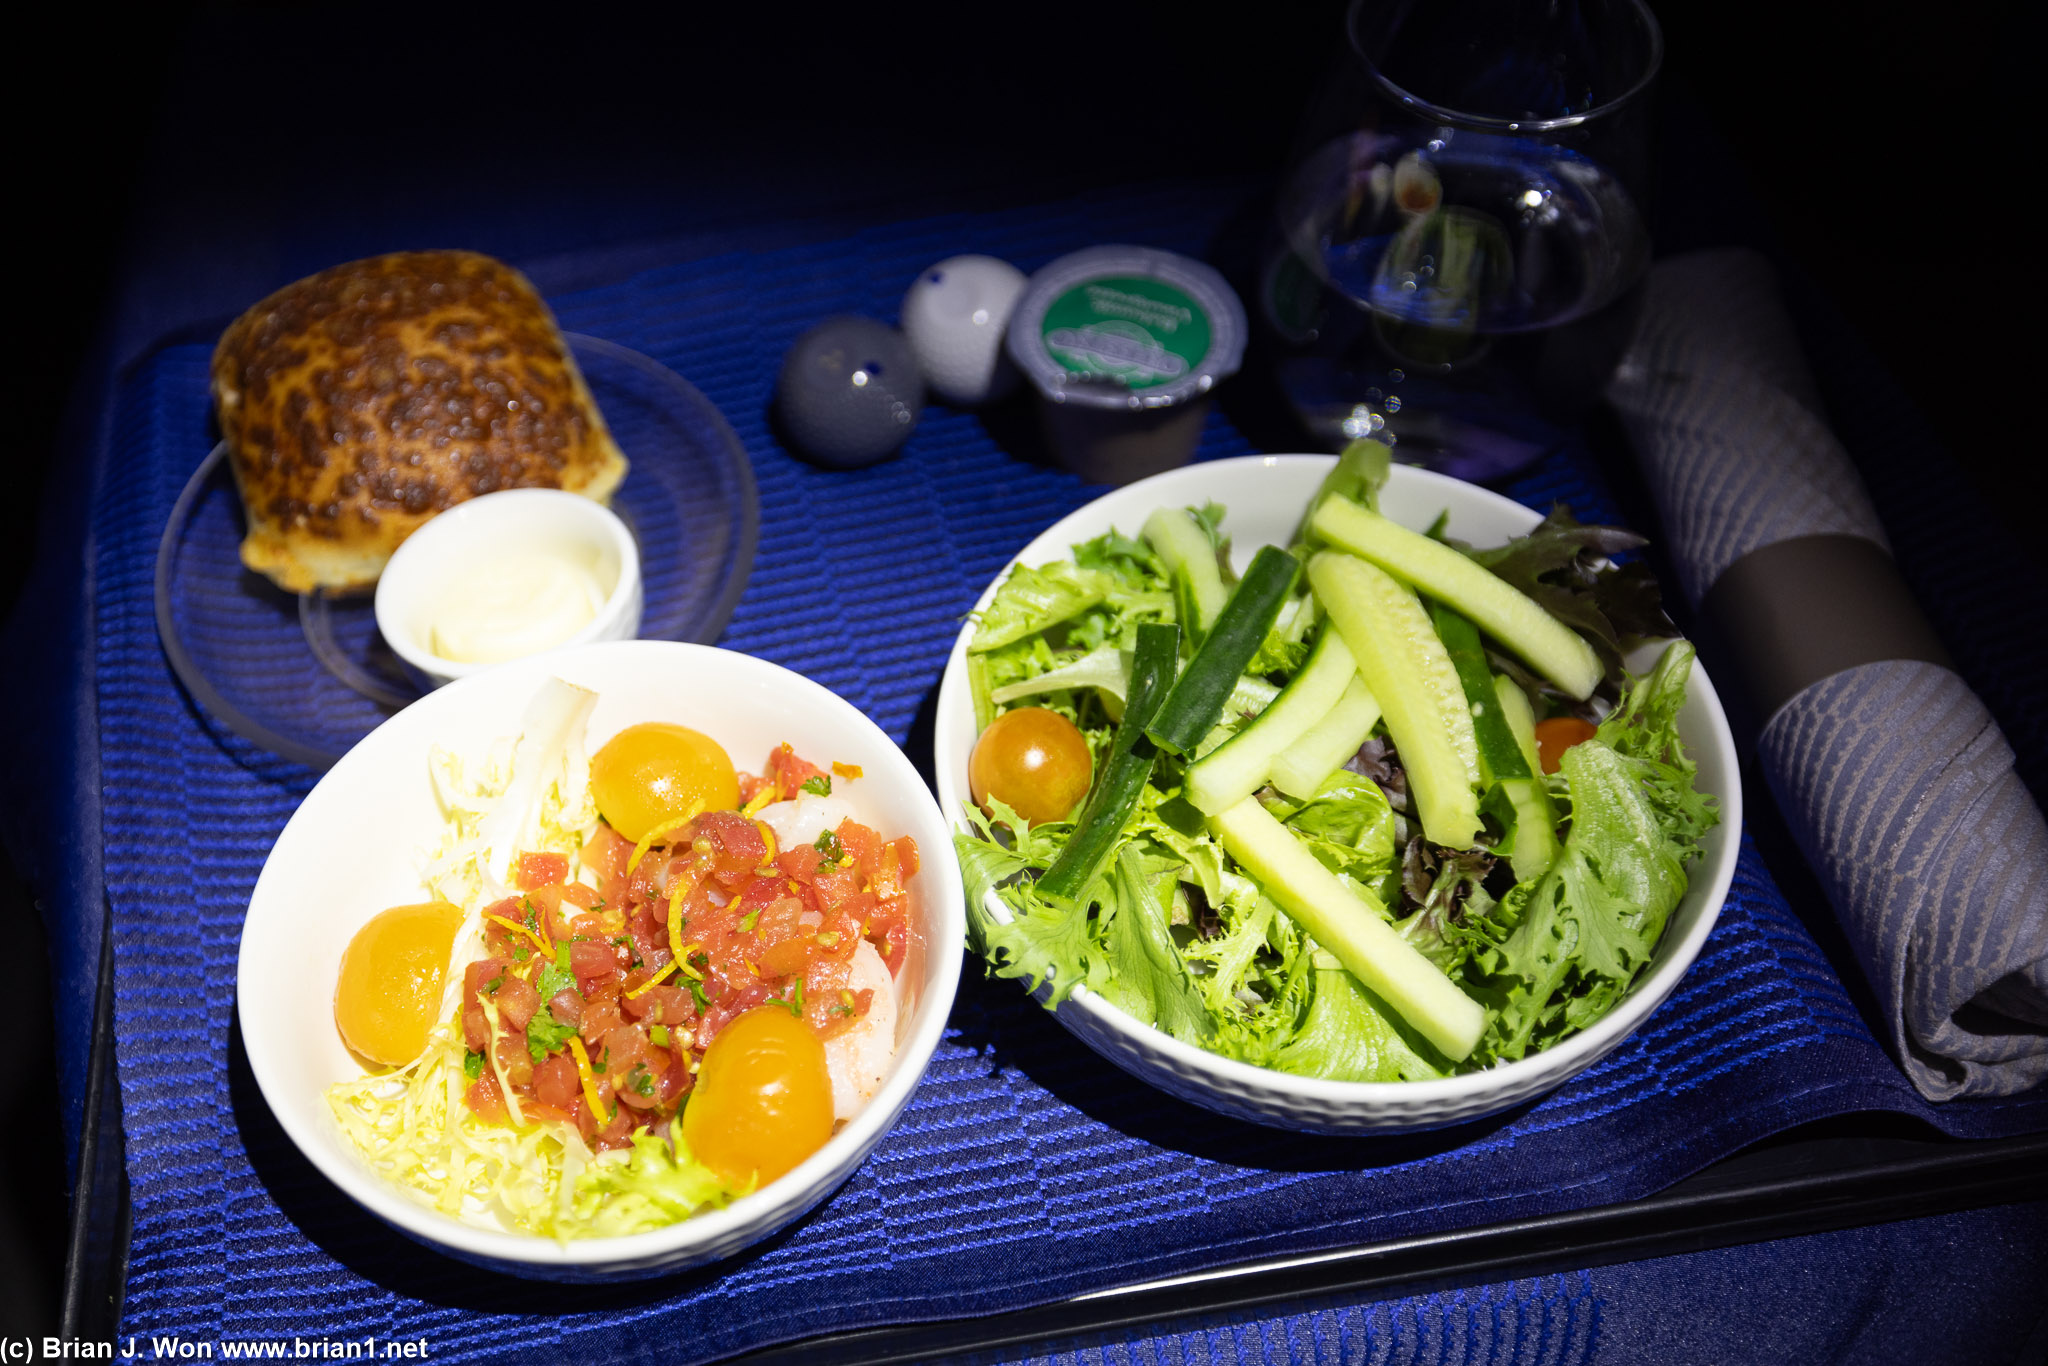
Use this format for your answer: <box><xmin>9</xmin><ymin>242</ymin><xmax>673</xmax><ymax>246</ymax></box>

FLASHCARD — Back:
<box><xmin>457</xmin><ymin>742</ymin><xmax>918</xmax><ymax>1155</ymax></box>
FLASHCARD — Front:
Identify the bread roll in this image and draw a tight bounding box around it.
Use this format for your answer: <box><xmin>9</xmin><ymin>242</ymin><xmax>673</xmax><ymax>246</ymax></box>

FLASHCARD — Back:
<box><xmin>211</xmin><ymin>250</ymin><xmax>627</xmax><ymax>593</ymax></box>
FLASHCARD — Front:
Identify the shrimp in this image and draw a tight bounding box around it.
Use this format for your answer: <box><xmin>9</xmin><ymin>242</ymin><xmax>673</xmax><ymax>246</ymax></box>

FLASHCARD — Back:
<box><xmin>824</xmin><ymin>939</ymin><xmax>897</xmax><ymax>1123</ymax></box>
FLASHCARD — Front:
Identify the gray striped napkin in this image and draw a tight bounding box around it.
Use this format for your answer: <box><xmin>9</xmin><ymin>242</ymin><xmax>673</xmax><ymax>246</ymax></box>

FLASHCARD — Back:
<box><xmin>1607</xmin><ymin>248</ymin><xmax>2048</xmax><ymax>1101</ymax></box>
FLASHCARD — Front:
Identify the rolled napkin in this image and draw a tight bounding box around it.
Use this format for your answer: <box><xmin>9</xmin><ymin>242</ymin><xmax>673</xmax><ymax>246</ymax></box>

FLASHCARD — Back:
<box><xmin>1607</xmin><ymin>248</ymin><xmax>2048</xmax><ymax>1101</ymax></box>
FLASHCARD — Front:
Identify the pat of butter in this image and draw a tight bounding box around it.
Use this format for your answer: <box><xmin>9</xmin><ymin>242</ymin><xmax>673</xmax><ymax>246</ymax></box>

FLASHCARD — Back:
<box><xmin>425</xmin><ymin>547</ymin><xmax>606</xmax><ymax>664</ymax></box>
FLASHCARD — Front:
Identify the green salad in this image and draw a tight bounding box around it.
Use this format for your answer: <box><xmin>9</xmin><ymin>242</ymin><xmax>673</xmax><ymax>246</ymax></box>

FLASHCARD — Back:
<box><xmin>955</xmin><ymin>441</ymin><xmax>1717</xmax><ymax>1081</ymax></box>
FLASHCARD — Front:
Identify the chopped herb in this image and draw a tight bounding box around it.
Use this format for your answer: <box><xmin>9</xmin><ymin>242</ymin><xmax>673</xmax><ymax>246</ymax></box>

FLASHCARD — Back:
<box><xmin>801</xmin><ymin>775</ymin><xmax>832</xmax><ymax>797</ymax></box>
<box><xmin>511</xmin><ymin>942</ymin><xmax>531</xmax><ymax>963</ymax></box>
<box><xmin>521</xmin><ymin>898</ymin><xmax>539</xmax><ymax>931</ymax></box>
<box><xmin>684</xmin><ymin>976</ymin><xmax>710</xmax><ymax>1014</ymax></box>
<box><xmin>526</xmin><ymin>1012</ymin><xmax>579</xmax><ymax>1063</ymax></box>
<box><xmin>814</xmin><ymin>829</ymin><xmax>847</xmax><ymax>862</ymax></box>
<box><xmin>535</xmin><ymin>945</ymin><xmax>578</xmax><ymax>1004</ymax></box>
<box><xmin>463</xmin><ymin>1050</ymin><xmax>485</xmax><ymax>1080</ymax></box>
<box><xmin>815</xmin><ymin>929</ymin><xmax>842</xmax><ymax>949</ymax></box>
<box><xmin>828</xmin><ymin>1002</ymin><xmax>854</xmax><ymax>1018</ymax></box>
<box><xmin>627</xmin><ymin>1063</ymin><xmax>656</xmax><ymax>1097</ymax></box>
<box><xmin>739</xmin><ymin>908</ymin><xmax>761</xmax><ymax>934</ymax></box>
<box><xmin>779</xmin><ymin>980</ymin><xmax>806</xmax><ymax>1017</ymax></box>
<box><xmin>649</xmin><ymin>1024</ymin><xmax>671</xmax><ymax>1048</ymax></box>
<box><xmin>483</xmin><ymin>973</ymin><xmax>505</xmax><ymax>995</ymax></box>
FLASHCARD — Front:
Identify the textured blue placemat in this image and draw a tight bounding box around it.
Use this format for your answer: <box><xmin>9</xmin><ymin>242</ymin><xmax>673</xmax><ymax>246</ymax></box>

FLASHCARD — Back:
<box><xmin>96</xmin><ymin>182</ymin><xmax>2048</xmax><ymax>1363</ymax></box>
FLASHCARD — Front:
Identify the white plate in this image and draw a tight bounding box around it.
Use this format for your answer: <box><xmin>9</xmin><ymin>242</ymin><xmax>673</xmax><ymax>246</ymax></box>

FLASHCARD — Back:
<box><xmin>933</xmin><ymin>455</ymin><xmax>1741</xmax><ymax>1133</ymax></box>
<box><xmin>238</xmin><ymin>639</ymin><xmax>965</xmax><ymax>1278</ymax></box>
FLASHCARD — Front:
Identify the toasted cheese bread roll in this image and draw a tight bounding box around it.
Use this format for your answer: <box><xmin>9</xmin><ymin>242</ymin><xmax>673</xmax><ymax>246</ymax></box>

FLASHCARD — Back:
<box><xmin>212</xmin><ymin>250</ymin><xmax>627</xmax><ymax>593</ymax></box>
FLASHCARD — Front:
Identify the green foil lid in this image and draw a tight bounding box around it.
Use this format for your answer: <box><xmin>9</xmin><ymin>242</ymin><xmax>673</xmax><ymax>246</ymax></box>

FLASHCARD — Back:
<box><xmin>1007</xmin><ymin>246</ymin><xmax>1247</xmax><ymax>410</ymax></box>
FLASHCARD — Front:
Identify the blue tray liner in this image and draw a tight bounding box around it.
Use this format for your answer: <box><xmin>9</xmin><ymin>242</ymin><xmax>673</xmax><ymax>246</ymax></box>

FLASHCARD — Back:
<box><xmin>94</xmin><ymin>180</ymin><xmax>2048</xmax><ymax>1364</ymax></box>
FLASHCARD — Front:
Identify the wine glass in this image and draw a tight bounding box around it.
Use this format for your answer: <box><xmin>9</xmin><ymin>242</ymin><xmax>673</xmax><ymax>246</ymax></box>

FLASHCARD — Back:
<box><xmin>1259</xmin><ymin>0</ymin><xmax>1663</xmax><ymax>480</ymax></box>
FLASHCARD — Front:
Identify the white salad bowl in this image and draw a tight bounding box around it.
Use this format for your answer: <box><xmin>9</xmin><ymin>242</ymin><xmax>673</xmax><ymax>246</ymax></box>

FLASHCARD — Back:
<box><xmin>238</xmin><ymin>639</ymin><xmax>965</xmax><ymax>1278</ymax></box>
<box><xmin>933</xmin><ymin>455</ymin><xmax>1741</xmax><ymax>1134</ymax></box>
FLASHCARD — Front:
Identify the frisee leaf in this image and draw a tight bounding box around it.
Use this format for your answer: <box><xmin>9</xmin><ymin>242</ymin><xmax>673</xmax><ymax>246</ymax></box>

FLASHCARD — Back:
<box><xmin>1094</xmin><ymin>846</ymin><xmax>1213</xmax><ymax>1044</ymax></box>
<box><xmin>1456</xmin><ymin>643</ymin><xmax>1715</xmax><ymax>1063</ymax></box>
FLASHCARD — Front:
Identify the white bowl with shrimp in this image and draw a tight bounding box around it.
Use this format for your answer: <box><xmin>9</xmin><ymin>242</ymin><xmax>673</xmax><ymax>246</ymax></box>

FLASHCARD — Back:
<box><xmin>933</xmin><ymin>455</ymin><xmax>1741</xmax><ymax>1134</ymax></box>
<box><xmin>238</xmin><ymin>639</ymin><xmax>964</xmax><ymax>1278</ymax></box>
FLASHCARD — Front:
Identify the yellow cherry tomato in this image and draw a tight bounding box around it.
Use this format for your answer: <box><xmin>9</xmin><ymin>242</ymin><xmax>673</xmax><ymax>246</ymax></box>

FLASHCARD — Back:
<box><xmin>333</xmin><ymin>901</ymin><xmax>464</xmax><ymax>1066</ymax></box>
<box><xmin>589</xmin><ymin>722</ymin><xmax>740</xmax><ymax>841</ymax></box>
<box><xmin>681</xmin><ymin>1007</ymin><xmax>833</xmax><ymax>1190</ymax></box>
<box><xmin>968</xmin><ymin>707</ymin><xmax>1093</xmax><ymax>825</ymax></box>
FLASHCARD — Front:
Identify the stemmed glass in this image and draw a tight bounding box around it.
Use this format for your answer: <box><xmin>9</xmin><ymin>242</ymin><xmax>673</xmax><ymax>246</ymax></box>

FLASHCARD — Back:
<box><xmin>1259</xmin><ymin>0</ymin><xmax>1663</xmax><ymax>480</ymax></box>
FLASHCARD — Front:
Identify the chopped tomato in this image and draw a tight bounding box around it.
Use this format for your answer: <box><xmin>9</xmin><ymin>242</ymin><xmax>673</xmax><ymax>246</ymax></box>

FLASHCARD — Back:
<box><xmin>579</xmin><ymin>998</ymin><xmax>623</xmax><ymax>1048</ymax></box>
<box><xmin>533</xmin><ymin>1054</ymin><xmax>579</xmax><ymax>1110</ymax></box>
<box><xmin>765</xmin><ymin>743</ymin><xmax>829</xmax><ymax>800</ymax></box>
<box><xmin>570</xmin><ymin>939</ymin><xmax>624</xmax><ymax>994</ymax></box>
<box><xmin>515</xmin><ymin>852</ymin><xmax>570</xmax><ymax>890</ymax></box>
<box><xmin>547</xmin><ymin>989</ymin><xmax>583</xmax><ymax>1029</ymax></box>
<box><xmin>492</xmin><ymin>1030</ymin><xmax>533</xmax><ymax>1088</ymax></box>
<box><xmin>582</xmin><ymin>825</ymin><xmax>634</xmax><ymax>884</ymax></box>
<box><xmin>777</xmin><ymin>842</ymin><xmax>823</xmax><ymax>885</ymax></box>
<box><xmin>800</xmin><ymin>954</ymin><xmax>854</xmax><ymax>1034</ymax></box>
<box><xmin>559</xmin><ymin>882</ymin><xmax>603</xmax><ymax>912</ymax></box>
<box><xmin>836</xmin><ymin>820</ymin><xmax>881</xmax><ymax>879</ymax></box>
<box><xmin>696</xmin><ymin>810</ymin><xmax>768</xmax><ymax>887</ymax></box>
<box><xmin>445</xmin><ymin>739</ymin><xmax>922</xmax><ymax>1166</ymax></box>
<box><xmin>493</xmin><ymin>975</ymin><xmax>540</xmax><ymax>1031</ymax></box>
<box><xmin>622</xmin><ymin>982</ymin><xmax>688</xmax><ymax>1026</ymax></box>
<box><xmin>626</xmin><ymin>910</ymin><xmax>670</xmax><ymax>971</ymax></box>
<box><xmin>464</xmin><ymin>1070</ymin><xmax>507</xmax><ymax>1123</ymax></box>
<box><xmin>867</xmin><ymin>898</ymin><xmax>910</xmax><ymax>975</ymax></box>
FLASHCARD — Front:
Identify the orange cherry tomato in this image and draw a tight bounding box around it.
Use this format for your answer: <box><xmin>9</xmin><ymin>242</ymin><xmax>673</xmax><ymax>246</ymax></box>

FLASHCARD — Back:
<box><xmin>681</xmin><ymin>1007</ymin><xmax>834</xmax><ymax>1190</ymax></box>
<box><xmin>968</xmin><ymin>707</ymin><xmax>1093</xmax><ymax>825</ymax></box>
<box><xmin>1533</xmin><ymin>716</ymin><xmax>1599</xmax><ymax>775</ymax></box>
<box><xmin>590</xmin><ymin>723</ymin><xmax>741</xmax><ymax>842</ymax></box>
<box><xmin>334</xmin><ymin>901</ymin><xmax>464</xmax><ymax>1066</ymax></box>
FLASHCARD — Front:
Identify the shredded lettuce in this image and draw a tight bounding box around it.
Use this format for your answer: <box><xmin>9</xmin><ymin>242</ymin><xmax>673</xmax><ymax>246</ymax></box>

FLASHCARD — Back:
<box><xmin>327</xmin><ymin>676</ymin><xmax>739</xmax><ymax>1242</ymax></box>
<box><xmin>561</xmin><ymin>1131</ymin><xmax>738</xmax><ymax>1239</ymax></box>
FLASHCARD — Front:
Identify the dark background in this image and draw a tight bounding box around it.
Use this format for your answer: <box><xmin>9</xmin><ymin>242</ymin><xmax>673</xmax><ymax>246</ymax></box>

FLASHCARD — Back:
<box><xmin>3</xmin><ymin>0</ymin><xmax>2036</xmax><ymax>1339</ymax></box>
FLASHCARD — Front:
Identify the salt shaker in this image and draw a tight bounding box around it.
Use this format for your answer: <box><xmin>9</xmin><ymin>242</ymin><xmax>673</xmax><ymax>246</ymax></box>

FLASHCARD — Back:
<box><xmin>900</xmin><ymin>255</ymin><xmax>1027</xmax><ymax>407</ymax></box>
